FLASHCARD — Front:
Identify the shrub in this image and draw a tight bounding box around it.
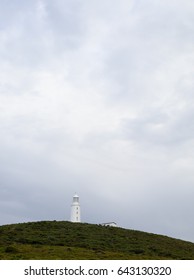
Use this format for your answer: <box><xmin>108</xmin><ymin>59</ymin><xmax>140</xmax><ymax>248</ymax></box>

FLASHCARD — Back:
<box><xmin>5</xmin><ymin>246</ymin><xmax>19</xmax><ymax>254</ymax></box>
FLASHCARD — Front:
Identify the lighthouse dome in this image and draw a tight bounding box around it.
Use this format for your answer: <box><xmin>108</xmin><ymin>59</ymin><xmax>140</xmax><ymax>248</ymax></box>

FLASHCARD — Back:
<box><xmin>72</xmin><ymin>193</ymin><xmax>79</xmax><ymax>204</ymax></box>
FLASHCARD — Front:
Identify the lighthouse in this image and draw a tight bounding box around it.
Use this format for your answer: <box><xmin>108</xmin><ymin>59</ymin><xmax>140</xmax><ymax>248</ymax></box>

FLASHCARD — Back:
<box><xmin>70</xmin><ymin>193</ymin><xmax>81</xmax><ymax>222</ymax></box>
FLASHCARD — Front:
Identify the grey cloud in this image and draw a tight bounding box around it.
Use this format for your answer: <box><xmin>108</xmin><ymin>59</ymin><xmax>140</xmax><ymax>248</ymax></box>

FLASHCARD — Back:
<box><xmin>121</xmin><ymin>104</ymin><xmax>194</xmax><ymax>148</ymax></box>
<box><xmin>0</xmin><ymin>0</ymin><xmax>194</xmax><ymax>243</ymax></box>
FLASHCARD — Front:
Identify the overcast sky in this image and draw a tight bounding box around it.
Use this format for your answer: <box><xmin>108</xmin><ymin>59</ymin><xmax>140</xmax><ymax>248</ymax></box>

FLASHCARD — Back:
<box><xmin>0</xmin><ymin>0</ymin><xmax>194</xmax><ymax>243</ymax></box>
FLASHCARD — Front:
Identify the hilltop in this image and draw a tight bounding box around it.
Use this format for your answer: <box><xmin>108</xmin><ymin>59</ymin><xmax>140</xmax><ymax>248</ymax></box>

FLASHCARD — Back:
<box><xmin>0</xmin><ymin>221</ymin><xmax>194</xmax><ymax>259</ymax></box>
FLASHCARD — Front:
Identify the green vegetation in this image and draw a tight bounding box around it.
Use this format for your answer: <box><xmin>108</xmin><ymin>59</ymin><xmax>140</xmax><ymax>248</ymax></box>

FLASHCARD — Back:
<box><xmin>0</xmin><ymin>221</ymin><xmax>194</xmax><ymax>259</ymax></box>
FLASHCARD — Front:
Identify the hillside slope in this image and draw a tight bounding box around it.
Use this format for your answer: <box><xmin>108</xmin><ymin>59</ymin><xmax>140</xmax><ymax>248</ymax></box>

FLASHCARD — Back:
<box><xmin>0</xmin><ymin>221</ymin><xmax>194</xmax><ymax>259</ymax></box>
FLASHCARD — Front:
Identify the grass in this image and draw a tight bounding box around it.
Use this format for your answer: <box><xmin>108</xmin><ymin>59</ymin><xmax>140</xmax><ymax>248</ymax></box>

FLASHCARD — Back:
<box><xmin>0</xmin><ymin>221</ymin><xmax>194</xmax><ymax>259</ymax></box>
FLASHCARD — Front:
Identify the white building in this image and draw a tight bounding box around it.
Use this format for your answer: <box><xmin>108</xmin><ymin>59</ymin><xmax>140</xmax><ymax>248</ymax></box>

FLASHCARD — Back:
<box><xmin>70</xmin><ymin>193</ymin><xmax>81</xmax><ymax>222</ymax></box>
<box><xmin>101</xmin><ymin>222</ymin><xmax>117</xmax><ymax>227</ymax></box>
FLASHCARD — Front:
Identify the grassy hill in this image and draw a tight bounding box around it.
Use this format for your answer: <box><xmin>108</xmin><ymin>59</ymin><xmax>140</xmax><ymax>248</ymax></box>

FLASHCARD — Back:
<box><xmin>0</xmin><ymin>221</ymin><xmax>194</xmax><ymax>259</ymax></box>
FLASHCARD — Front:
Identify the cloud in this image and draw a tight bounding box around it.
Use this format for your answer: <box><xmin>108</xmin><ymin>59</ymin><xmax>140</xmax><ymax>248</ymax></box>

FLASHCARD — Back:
<box><xmin>0</xmin><ymin>0</ymin><xmax>194</xmax><ymax>243</ymax></box>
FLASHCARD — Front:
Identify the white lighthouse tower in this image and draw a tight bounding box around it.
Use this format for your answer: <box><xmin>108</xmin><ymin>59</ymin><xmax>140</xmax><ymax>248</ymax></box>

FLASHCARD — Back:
<box><xmin>70</xmin><ymin>193</ymin><xmax>81</xmax><ymax>222</ymax></box>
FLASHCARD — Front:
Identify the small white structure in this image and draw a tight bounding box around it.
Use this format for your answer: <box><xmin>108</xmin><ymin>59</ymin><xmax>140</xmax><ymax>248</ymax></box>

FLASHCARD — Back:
<box><xmin>70</xmin><ymin>193</ymin><xmax>81</xmax><ymax>223</ymax></box>
<box><xmin>101</xmin><ymin>222</ymin><xmax>117</xmax><ymax>227</ymax></box>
